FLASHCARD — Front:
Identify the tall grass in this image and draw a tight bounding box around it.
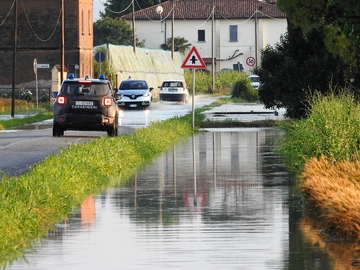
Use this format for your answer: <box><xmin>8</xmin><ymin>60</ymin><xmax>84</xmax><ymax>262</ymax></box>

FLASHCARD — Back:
<box><xmin>0</xmin><ymin>98</ymin><xmax>33</xmax><ymax>113</ymax></box>
<box><xmin>0</xmin><ymin>117</ymin><xmax>193</xmax><ymax>268</ymax></box>
<box><xmin>301</xmin><ymin>157</ymin><xmax>360</xmax><ymax>241</ymax></box>
<box><xmin>278</xmin><ymin>89</ymin><xmax>360</xmax><ymax>171</ymax></box>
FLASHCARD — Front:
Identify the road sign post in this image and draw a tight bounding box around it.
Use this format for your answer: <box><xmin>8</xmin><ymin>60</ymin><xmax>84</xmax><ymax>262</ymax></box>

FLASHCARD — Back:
<box><xmin>95</xmin><ymin>52</ymin><xmax>106</xmax><ymax>75</ymax></box>
<box><xmin>33</xmin><ymin>59</ymin><xmax>38</xmax><ymax>108</ymax></box>
<box><xmin>181</xmin><ymin>46</ymin><xmax>206</xmax><ymax>129</ymax></box>
<box><xmin>33</xmin><ymin>60</ymin><xmax>49</xmax><ymax>108</ymax></box>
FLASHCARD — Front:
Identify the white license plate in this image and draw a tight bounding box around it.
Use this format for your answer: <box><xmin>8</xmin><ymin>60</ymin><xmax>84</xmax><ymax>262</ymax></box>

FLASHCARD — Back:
<box><xmin>168</xmin><ymin>88</ymin><xmax>178</xmax><ymax>92</ymax></box>
<box><xmin>75</xmin><ymin>101</ymin><xmax>94</xmax><ymax>106</ymax></box>
<box><xmin>130</xmin><ymin>104</ymin><xmax>138</xmax><ymax>107</ymax></box>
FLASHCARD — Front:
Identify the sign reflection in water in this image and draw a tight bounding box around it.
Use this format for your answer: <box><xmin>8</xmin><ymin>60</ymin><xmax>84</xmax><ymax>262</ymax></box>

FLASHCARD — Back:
<box><xmin>115</xmin><ymin>129</ymin><xmax>292</xmax><ymax>269</ymax></box>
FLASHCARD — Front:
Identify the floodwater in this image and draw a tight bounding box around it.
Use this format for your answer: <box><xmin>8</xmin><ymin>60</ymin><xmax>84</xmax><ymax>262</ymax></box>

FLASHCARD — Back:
<box><xmin>8</xmin><ymin>128</ymin><xmax>359</xmax><ymax>270</ymax></box>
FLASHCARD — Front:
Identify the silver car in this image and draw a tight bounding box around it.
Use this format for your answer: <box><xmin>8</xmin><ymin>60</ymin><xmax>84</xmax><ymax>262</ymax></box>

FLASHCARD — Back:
<box><xmin>116</xmin><ymin>80</ymin><xmax>153</xmax><ymax>108</ymax></box>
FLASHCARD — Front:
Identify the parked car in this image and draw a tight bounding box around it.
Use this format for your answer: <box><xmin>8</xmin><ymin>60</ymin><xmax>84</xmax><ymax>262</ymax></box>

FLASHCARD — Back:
<box><xmin>51</xmin><ymin>91</ymin><xmax>58</xmax><ymax>103</ymax></box>
<box><xmin>250</xmin><ymin>74</ymin><xmax>260</xmax><ymax>90</ymax></box>
<box><xmin>116</xmin><ymin>79</ymin><xmax>153</xmax><ymax>108</ymax></box>
<box><xmin>52</xmin><ymin>73</ymin><xmax>119</xmax><ymax>137</ymax></box>
<box><xmin>158</xmin><ymin>80</ymin><xmax>189</xmax><ymax>103</ymax></box>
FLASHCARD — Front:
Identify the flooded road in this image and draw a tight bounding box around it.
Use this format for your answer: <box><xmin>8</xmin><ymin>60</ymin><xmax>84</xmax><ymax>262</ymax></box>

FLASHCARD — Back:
<box><xmin>8</xmin><ymin>128</ymin><xmax>353</xmax><ymax>270</ymax></box>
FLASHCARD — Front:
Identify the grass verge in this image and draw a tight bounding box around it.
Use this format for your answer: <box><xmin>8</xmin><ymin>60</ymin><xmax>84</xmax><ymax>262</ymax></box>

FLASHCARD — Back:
<box><xmin>0</xmin><ymin>113</ymin><xmax>53</xmax><ymax>130</ymax></box>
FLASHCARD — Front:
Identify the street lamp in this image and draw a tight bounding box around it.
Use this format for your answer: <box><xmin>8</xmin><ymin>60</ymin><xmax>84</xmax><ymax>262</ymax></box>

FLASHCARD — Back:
<box><xmin>155</xmin><ymin>4</ymin><xmax>163</xmax><ymax>33</ymax></box>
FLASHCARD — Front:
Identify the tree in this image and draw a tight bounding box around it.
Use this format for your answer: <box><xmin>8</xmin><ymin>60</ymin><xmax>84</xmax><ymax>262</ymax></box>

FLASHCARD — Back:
<box><xmin>93</xmin><ymin>17</ymin><xmax>145</xmax><ymax>47</ymax></box>
<box><xmin>100</xmin><ymin>0</ymin><xmax>156</xmax><ymax>19</ymax></box>
<box><xmin>257</xmin><ymin>25</ymin><xmax>346</xmax><ymax>119</ymax></box>
<box><xmin>160</xmin><ymin>37</ymin><xmax>191</xmax><ymax>55</ymax></box>
<box><xmin>277</xmin><ymin>0</ymin><xmax>360</xmax><ymax>68</ymax></box>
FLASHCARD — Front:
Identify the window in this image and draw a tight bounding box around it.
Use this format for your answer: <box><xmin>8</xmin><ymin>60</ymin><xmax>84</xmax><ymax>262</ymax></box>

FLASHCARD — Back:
<box><xmin>229</xmin><ymin>25</ymin><xmax>238</xmax><ymax>42</ymax></box>
<box><xmin>198</xmin><ymin>30</ymin><xmax>205</xmax><ymax>42</ymax></box>
<box><xmin>81</xmin><ymin>10</ymin><xmax>84</xmax><ymax>35</ymax></box>
<box><xmin>88</xmin><ymin>10</ymin><xmax>91</xmax><ymax>35</ymax></box>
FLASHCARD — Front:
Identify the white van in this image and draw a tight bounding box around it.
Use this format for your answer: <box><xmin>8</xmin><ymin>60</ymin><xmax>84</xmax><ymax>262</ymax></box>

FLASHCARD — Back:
<box><xmin>250</xmin><ymin>75</ymin><xmax>260</xmax><ymax>90</ymax></box>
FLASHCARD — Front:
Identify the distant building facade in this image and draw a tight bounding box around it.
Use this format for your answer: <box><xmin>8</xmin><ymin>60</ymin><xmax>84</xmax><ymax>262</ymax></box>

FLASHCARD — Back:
<box><xmin>123</xmin><ymin>0</ymin><xmax>287</xmax><ymax>74</ymax></box>
<box><xmin>0</xmin><ymin>0</ymin><xmax>93</xmax><ymax>88</ymax></box>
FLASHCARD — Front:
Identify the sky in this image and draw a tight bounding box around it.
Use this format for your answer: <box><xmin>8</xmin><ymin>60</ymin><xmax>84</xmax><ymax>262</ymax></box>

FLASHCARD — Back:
<box><xmin>93</xmin><ymin>0</ymin><xmax>105</xmax><ymax>21</ymax></box>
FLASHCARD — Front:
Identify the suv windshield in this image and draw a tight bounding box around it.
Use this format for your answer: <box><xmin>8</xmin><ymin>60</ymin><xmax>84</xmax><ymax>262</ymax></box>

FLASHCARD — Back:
<box><xmin>119</xmin><ymin>81</ymin><xmax>148</xmax><ymax>90</ymax></box>
<box><xmin>250</xmin><ymin>76</ymin><xmax>260</xmax><ymax>83</ymax></box>
<box><xmin>61</xmin><ymin>82</ymin><xmax>109</xmax><ymax>96</ymax></box>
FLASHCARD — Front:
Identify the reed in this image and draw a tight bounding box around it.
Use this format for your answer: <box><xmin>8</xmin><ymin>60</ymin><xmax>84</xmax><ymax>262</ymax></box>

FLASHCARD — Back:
<box><xmin>0</xmin><ymin>98</ymin><xmax>33</xmax><ymax>113</ymax></box>
<box><xmin>301</xmin><ymin>157</ymin><xmax>360</xmax><ymax>240</ymax></box>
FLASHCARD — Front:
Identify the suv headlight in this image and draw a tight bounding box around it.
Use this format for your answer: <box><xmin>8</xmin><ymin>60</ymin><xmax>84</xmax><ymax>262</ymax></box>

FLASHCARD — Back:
<box><xmin>143</xmin><ymin>92</ymin><xmax>150</xmax><ymax>97</ymax></box>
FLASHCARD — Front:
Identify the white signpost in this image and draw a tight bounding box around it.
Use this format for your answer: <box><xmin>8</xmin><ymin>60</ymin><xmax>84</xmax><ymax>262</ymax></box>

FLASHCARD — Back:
<box><xmin>33</xmin><ymin>59</ymin><xmax>49</xmax><ymax>107</ymax></box>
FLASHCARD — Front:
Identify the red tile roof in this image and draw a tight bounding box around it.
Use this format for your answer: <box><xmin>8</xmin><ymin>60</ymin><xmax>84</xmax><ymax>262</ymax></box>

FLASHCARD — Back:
<box><xmin>123</xmin><ymin>0</ymin><xmax>285</xmax><ymax>20</ymax></box>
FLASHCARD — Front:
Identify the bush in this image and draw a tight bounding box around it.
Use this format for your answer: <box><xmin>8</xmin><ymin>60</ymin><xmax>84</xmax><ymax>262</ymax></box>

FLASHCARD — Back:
<box><xmin>184</xmin><ymin>69</ymin><xmax>250</xmax><ymax>95</ymax></box>
<box><xmin>231</xmin><ymin>76</ymin><xmax>259</xmax><ymax>102</ymax></box>
<box><xmin>20</xmin><ymin>91</ymin><xmax>33</xmax><ymax>102</ymax></box>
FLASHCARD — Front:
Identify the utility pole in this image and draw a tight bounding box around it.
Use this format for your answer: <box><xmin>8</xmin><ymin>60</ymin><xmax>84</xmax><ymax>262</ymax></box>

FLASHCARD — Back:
<box><xmin>11</xmin><ymin>0</ymin><xmax>18</xmax><ymax>117</ymax></box>
<box><xmin>132</xmin><ymin>0</ymin><xmax>136</xmax><ymax>53</ymax></box>
<box><xmin>171</xmin><ymin>0</ymin><xmax>175</xmax><ymax>60</ymax></box>
<box><xmin>211</xmin><ymin>1</ymin><xmax>215</xmax><ymax>91</ymax></box>
<box><xmin>61</xmin><ymin>0</ymin><xmax>64</xmax><ymax>82</ymax></box>
<box><xmin>255</xmin><ymin>10</ymin><xmax>258</xmax><ymax>69</ymax></box>
<box><xmin>255</xmin><ymin>6</ymin><xmax>262</xmax><ymax>69</ymax></box>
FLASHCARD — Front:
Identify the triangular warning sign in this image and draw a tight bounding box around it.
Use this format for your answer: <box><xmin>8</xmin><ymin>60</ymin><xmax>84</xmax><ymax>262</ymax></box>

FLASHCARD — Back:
<box><xmin>181</xmin><ymin>46</ymin><xmax>207</xmax><ymax>69</ymax></box>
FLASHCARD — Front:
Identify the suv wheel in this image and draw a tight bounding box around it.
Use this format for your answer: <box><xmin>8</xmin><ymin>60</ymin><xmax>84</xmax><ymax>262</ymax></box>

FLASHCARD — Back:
<box><xmin>107</xmin><ymin>118</ymin><xmax>118</xmax><ymax>137</ymax></box>
<box><xmin>53</xmin><ymin>123</ymin><xmax>64</xmax><ymax>137</ymax></box>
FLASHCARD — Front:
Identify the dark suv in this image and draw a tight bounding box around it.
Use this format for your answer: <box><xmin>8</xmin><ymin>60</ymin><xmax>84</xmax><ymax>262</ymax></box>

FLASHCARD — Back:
<box><xmin>53</xmin><ymin>74</ymin><xmax>119</xmax><ymax>137</ymax></box>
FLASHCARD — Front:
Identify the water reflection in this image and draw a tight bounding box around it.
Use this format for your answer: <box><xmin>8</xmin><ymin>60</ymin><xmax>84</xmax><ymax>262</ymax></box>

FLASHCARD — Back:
<box><xmin>9</xmin><ymin>129</ymin><xmax>351</xmax><ymax>270</ymax></box>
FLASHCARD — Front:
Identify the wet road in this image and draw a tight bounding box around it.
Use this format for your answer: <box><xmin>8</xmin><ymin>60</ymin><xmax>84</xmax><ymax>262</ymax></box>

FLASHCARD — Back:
<box><xmin>8</xmin><ymin>128</ymin><xmax>348</xmax><ymax>270</ymax></box>
<box><xmin>0</xmin><ymin>97</ymin><xmax>217</xmax><ymax>178</ymax></box>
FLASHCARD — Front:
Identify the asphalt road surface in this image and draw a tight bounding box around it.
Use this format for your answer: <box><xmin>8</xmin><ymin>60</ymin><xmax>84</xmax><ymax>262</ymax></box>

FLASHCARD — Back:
<box><xmin>0</xmin><ymin>97</ymin><xmax>217</xmax><ymax>179</ymax></box>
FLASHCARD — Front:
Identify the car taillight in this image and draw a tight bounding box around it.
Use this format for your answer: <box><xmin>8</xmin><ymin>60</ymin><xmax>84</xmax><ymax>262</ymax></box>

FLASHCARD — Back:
<box><xmin>181</xmin><ymin>82</ymin><xmax>186</xmax><ymax>90</ymax></box>
<box><xmin>57</xmin><ymin>95</ymin><xmax>66</xmax><ymax>105</ymax></box>
<box><xmin>104</xmin><ymin>97</ymin><xmax>112</xmax><ymax>106</ymax></box>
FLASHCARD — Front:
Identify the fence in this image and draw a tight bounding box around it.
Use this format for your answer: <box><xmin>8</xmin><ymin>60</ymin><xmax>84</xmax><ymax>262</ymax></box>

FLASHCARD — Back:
<box><xmin>0</xmin><ymin>87</ymin><xmax>52</xmax><ymax>103</ymax></box>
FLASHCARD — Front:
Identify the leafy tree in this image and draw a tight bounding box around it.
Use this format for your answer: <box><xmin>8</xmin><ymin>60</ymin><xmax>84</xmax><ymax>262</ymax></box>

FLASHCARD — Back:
<box><xmin>160</xmin><ymin>37</ymin><xmax>191</xmax><ymax>55</ymax></box>
<box><xmin>93</xmin><ymin>17</ymin><xmax>145</xmax><ymax>47</ymax></box>
<box><xmin>277</xmin><ymin>0</ymin><xmax>360</xmax><ymax>68</ymax></box>
<box><xmin>100</xmin><ymin>0</ymin><xmax>156</xmax><ymax>19</ymax></box>
<box><xmin>256</xmin><ymin>25</ymin><xmax>346</xmax><ymax>119</ymax></box>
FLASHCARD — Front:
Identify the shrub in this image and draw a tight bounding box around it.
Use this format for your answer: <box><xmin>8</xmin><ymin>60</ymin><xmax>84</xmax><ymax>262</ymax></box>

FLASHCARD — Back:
<box><xmin>184</xmin><ymin>69</ymin><xmax>250</xmax><ymax>95</ymax></box>
<box><xmin>231</xmin><ymin>75</ymin><xmax>259</xmax><ymax>102</ymax></box>
<box><xmin>278</xmin><ymin>88</ymin><xmax>360</xmax><ymax>171</ymax></box>
<box><xmin>20</xmin><ymin>91</ymin><xmax>33</xmax><ymax>102</ymax></box>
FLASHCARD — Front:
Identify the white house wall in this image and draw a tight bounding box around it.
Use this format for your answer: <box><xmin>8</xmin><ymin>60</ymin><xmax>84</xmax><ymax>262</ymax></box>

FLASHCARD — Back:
<box><xmin>132</xmin><ymin>17</ymin><xmax>287</xmax><ymax>74</ymax></box>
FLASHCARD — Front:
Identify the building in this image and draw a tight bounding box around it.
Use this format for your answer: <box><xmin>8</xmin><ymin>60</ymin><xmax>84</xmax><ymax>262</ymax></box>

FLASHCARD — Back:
<box><xmin>0</xmin><ymin>0</ymin><xmax>93</xmax><ymax>88</ymax></box>
<box><xmin>123</xmin><ymin>0</ymin><xmax>287</xmax><ymax>74</ymax></box>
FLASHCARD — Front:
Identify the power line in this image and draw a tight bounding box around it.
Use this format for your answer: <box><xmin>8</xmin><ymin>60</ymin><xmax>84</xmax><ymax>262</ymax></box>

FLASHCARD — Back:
<box><xmin>0</xmin><ymin>0</ymin><xmax>16</xmax><ymax>27</ymax></box>
<box><xmin>20</xmin><ymin>0</ymin><xmax>61</xmax><ymax>42</ymax></box>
